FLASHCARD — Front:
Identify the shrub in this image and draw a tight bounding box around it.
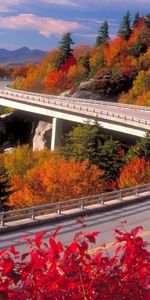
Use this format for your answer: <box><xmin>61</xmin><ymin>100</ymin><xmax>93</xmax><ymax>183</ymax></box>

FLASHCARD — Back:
<box><xmin>0</xmin><ymin>224</ymin><xmax>150</xmax><ymax>299</ymax></box>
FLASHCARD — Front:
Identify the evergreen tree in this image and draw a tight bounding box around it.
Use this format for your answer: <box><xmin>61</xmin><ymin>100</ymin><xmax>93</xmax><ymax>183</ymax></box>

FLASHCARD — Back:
<box><xmin>97</xmin><ymin>138</ymin><xmax>125</xmax><ymax>181</ymax></box>
<box><xmin>96</xmin><ymin>20</ymin><xmax>109</xmax><ymax>46</ymax></box>
<box><xmin>0</xmin><ymin>168</ymin><xmax>11</xmax><ymax>211</ymax></box>
<box><xmin>62</xmin><ymin>121</ymin><xmax>106</xmax><ymax>165</ymax></box>
<box><xmin>80</xmin><ymin>53</ymin><xmax>91</xmax><ymax>75</ymax></box>
<box><xmin>144</xmin><ymin>13</ymin><xmax>150</xmax><ymax>28</ymax></box>
<box><xmin>133</xmin><ymin>12</ymin><xmax>140</xmax><ymax>27</ymax></box>
<box><xmin>58</xmin><ymin>32</ymin><xmax>74</xmax><ymax>66</ymax></box>
<box><xmin>118</xmin><ymin>11</ymin><xmax>132</xmax><ymax>40</ymax></box>
<box><xmin>126</xmin><ymin>131</ymin><xmax>150</xmax><ymax>162</ymax></box>
<box><xmin>62</xmin><ymin>122</ymin><xmax>125</xmax><ymax>182</ymax></box>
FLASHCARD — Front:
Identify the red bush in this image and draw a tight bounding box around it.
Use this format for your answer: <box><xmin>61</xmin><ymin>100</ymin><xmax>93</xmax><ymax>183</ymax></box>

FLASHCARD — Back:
<box><xmin>0</xmin><ymin>223</ymin><xmax>150</xmax><ymax>299</ymax></box>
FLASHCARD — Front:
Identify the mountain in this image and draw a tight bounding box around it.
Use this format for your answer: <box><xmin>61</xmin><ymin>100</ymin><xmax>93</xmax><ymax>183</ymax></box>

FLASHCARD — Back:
<box><xmin>0</xmin><ymin>47</ymin><xmax>47</xmax><ymax>66</ymax></box>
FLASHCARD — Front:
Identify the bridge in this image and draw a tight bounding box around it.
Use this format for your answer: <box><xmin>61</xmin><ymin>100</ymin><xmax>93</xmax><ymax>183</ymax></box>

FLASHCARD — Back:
<box><xmin>0</xmin><ymin>87</ymin><xmax>150</xmax><ymax>150</ymax></box>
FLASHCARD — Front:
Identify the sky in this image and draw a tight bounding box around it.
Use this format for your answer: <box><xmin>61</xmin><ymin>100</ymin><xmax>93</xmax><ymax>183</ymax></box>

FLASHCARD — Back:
<box><xmin>0</xmin><ymin>0</ymin><xmax>149</xmax><ymax>51</ymax></box>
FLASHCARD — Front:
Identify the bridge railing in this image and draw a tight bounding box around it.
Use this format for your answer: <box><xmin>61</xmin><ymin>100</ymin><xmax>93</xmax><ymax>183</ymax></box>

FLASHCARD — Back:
<box><xmin>0</xmin><ymin>183</ymin><xmax>149</xmax><ymax>226</ymax></box>
<box><xmin>3</xmin><ymin>86</ymin><xmax>150</xmax><ymax>112</ymax></box>
<box><xmin>1</xmin><ymin>88</ymin><xmax>150</xmax><ymax>127</ymax></box>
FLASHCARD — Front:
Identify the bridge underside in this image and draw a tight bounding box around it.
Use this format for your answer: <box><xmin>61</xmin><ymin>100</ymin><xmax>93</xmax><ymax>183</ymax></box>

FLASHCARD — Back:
<box><xmin>0</xmin><ymin>97</ymin><xmax>148</xmax><ymax>150</ymax></box>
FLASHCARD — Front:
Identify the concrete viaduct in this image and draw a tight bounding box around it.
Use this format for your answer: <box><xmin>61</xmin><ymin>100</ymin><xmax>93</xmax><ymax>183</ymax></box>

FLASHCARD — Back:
<box><xmin>0</xmin><ymin>87</ymin><xmax>150</xmax><ymax>150</ymax></box>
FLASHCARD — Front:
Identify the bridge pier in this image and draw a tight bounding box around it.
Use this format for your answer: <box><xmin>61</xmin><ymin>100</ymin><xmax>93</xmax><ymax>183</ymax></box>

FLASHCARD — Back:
<box><xmin>51</xmin><ymin>117</ymin><xmax>62</xmax><ymax>150</ymax></box>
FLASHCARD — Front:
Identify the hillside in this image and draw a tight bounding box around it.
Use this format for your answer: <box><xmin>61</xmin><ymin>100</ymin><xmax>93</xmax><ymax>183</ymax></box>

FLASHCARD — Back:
<box><xmin>0</xmin><ymin>47</ymin><xmax>47</xmax><ymax>66</ymax></box>
<box><xmin>13</xmin><ymin>12</ymin><xmax>150</xmax><ymax>105</ymax></box>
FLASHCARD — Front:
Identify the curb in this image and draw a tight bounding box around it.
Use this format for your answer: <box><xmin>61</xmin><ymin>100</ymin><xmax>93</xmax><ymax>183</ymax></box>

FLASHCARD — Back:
<box><xmin>0</xmin><ymin>194</ymin><xmax>149</xmax><ymax>235</ymax></box>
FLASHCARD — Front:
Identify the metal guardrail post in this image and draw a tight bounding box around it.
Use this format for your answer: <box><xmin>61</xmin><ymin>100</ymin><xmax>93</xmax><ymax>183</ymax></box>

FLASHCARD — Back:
<box><xmin>80</xmin><ymin>200</ymin><xmax>84</xmax><ymax>210</ymax></box>
<box><xmin>119</xmin><ymin>190</ymin><xmax>122</xmax><ymax>201</ymax></box>
<box><xmin>100</xmin><ymin>195</ymin><xmax>104</xmax><ymax>205</ymax></box>
<box><xmin>0</xmin><ymin>212</ymin><xmax>4</xmax><ymax>226</ymax></box>
<box><xmin>136</xmin><ymin>187</ymin><xmax>139</xmax><ymax>197</ymax></box>
<box><xmin>57</xmin><ymin>203</ymin><xmax>61</xmax><ymax>215</ymax></box>
<box><xmin>31</xmin><ymin>209</ymin><xmax>35</xmax><ymax>220</ymax></box>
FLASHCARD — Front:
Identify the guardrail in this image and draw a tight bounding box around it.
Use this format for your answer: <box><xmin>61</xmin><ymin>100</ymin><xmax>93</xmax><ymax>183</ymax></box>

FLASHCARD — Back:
<box><xmin>0</xmin><ymin>88</ymin><xmax>150</xmax><ymax>127</ymax></box>
<box><xmin>0</xmin><ymin>183</ymin><xmax>150</xmax><ymax>226</ymax></box>
<box><xmin>4</xmin><ymin>86</ymin><xmax>150</xmax><ymax>112</ymax></box>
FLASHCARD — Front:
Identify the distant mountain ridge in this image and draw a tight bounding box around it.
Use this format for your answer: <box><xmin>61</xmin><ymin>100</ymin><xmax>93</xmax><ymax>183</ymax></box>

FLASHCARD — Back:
<box><xmin>0</xmin><ymin>47</ymin><xmax>47</xmax><ymax>66</ymax></box>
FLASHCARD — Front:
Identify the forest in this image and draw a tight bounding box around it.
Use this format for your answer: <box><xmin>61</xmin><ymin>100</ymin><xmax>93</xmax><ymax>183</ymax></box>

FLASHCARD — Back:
<box><xmin>12</xmin><ymin>11</ymin><xmax>150</xmax><ymax>106</ymax></box>
<box><xmin>0</xmin><ymin>11</ymin><xmax>150</xmax><ymax>210</ymax></box>
<box><xmin>0</xmin><ymin>123</ymin><xmax>150</xmax><ymax>210</ymax></box>
<box><xmin>0</xmin><ymin>11</ymin><xmax>150</xmax><ymax>299</ymax></box>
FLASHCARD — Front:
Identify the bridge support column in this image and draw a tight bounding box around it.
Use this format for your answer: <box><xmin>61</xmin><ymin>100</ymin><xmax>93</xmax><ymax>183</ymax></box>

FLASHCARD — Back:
<box><xmin>51</xmin><ymin>117</ymin><xmax>62</xmax><ymax>150</ymax></box>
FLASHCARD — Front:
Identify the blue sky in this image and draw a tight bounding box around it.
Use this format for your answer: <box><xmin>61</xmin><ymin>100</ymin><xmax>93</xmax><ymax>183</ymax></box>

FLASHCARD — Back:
<box><xmin>0</xmin><ymin>0</ymin><xmax>149</xmax><ymax>51</ymax></box>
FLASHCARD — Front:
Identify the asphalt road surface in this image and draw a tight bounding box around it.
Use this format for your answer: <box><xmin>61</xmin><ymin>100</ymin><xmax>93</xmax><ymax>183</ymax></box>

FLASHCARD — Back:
<box><xmin>0</xmin><ymin>198</ymin><xmax>150</xmax><ymax>255</ymax></box>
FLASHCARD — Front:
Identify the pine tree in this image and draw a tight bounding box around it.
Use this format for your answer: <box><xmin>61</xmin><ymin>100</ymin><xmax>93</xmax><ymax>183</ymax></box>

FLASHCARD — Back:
<box><xmin>61</xmin><ymin>122</ymin><xmax>125</xmax><ymax>181</ymax></box>
<box><xmin>58</xmin><ymin>32</ymin><xmax>74</xmax><ymax>66</ymax></box>
<box><xmin>144</xmin><ymin>13</ymin><xmax>150</xmax><ymax>28</ymax></box>
<box><xmin>133</xmin><ymin>12</ymin><xmax>140</xmax><ymax>27</ymax></box>
<box><xmin>96</xmin><ymin>20</ymin><xmax>109</xmax><ymax>46</ymax></box>
<box><xmin>61</xmin><ymin>121</ymin><xmax>106</xmax><ymax>165</ymax></box>
<box><xmin>118</xmin><ymin>11</ymin><xmax>132</xmax><ymax>40</ymax></box>
<box><xmin>126</xmin><ymin>131</ymin><xmax>150</xmax><ymax>162</ymax></box>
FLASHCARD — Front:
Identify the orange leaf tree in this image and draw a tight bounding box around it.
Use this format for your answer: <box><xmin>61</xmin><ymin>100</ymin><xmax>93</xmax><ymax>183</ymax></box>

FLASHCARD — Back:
<box><xmin>8</xmin><ymin>159</ymin><xmax>105</xmax><ymax>209</ymax></box>
<box><xmin>118</xmin><ymin>157</ymin><xmax>150</xmax><ymax>188</ymax></box>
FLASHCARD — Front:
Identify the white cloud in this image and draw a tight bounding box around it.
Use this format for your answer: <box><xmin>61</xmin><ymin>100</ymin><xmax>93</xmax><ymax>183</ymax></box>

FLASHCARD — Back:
<box><xmin>41</xmin><ymin>0</ymin><xmax>150</xmax><ymax>8</ymax></box>
<box><xmin>0</xmin><ymin>0</ymin><xmax>24</xmax><ymax>12</ymax></box>
<box><xmin>0</xmin><ymin>0</ymin><xmax>149</xmax><ymax>12</ymax></box>
<box><xmin>41</xmin><ymin>0</ymin><xmax>79</xmax><ymax>7</ymax></box>
<box><xmin>78</xmin><ymin>0</ymin><xmax>150</xmax><ymax>6</ymax></box>
<box><xmin>0</xmin><ymin>14</ymin><xmax>83</xmax><ymax>37</ymax></box>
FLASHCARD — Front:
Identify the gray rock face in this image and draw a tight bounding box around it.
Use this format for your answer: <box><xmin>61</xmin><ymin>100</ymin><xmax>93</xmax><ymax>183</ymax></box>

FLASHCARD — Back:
<box><xmin>33</xmin><ymin>121</ymin><xmax>52</xmax><ymax>151</ymax></box>
<box><xmin>0</xmin><ymin>111</ymin><xmax>38</xmax><ymax>151</ymax></box>
<box><xmin>78</xmin><ymin>79</ymin><xmax>95</xmax><ymax>91</ymax></box>
<box><xmin>72</xmin><ymin>90</ymin><xmax>103</xmax><ymax>100</ymax></box>
<box><xmin>0</xmin><ymin>110</ymin><xmax>53</xmax><ymax>152</ymax></box>
<box><xmin>72</xmin><ymin>79</ymin><xmax>118</xmax><ymax>101</ymax></box>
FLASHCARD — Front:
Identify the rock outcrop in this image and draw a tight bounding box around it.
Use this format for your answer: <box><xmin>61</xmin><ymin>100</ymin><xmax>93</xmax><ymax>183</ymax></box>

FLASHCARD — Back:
<box><xmin>0</xmin><ymin>110</ymin><xmax>53</xmax><ymax>152</ymax></box>
<box><xmin>0</xmin><ymin>111</ymin><xmax>38</xmax><ymax>151</ymax></box>
<box><xmin>33</xmin><ymin>121</ymin><xmax>52</xmax><ymax>151</ymax></box>
<box><xmin>72</xmin><ymin>79</ymin><xmax>118</xmax><ymax>101</ymax></box>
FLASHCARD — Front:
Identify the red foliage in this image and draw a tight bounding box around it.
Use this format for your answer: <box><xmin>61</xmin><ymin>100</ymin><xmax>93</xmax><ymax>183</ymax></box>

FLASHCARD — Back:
<box><xmin>45</xmin><ymin>70</ymin><xmax>71</xmax><ymax>94</ymax></box>
<box><xmin>0</xmin><ymin>225</ymin><xmax>150</xmax><ymax>299</ymax></box>
<box><xmin>60</xmin><ymin>57</ymin><xmax>76</xmax><ymax>73</ymax></box>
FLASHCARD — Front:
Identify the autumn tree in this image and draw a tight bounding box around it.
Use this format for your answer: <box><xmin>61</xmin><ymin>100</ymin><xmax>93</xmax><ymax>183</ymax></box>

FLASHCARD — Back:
<box><xmin>8</xmin><ymin>159</ymin><xmax>105</xmax><ymax>209</ymax></box>
<box><xmin>89</xmin><ymin>45</ymin><xmax>105</xmax><ymax>76</ymax></box>
<box><xmin>118</xmin><ymin>157</ymin><xmax>150</xmax><ymax>188</ymax></box>
<box><xmin>67</xmin><ymin>64</ymin><xmax>87</xmax><ymax>86</ymax></box>
<box><xmin>129</xmin><ymin>16</ymin><xmax>150</xmax><ymax>57</ymax></box>
<box><xmin>0</xmin><ymin>168</ymin><xmax>11</xmax><ymax>211</ymax></box>
<box><xmin>0</xmin><ymin>145</ymin><xmax>58</xmax><ymax>180</ymax></box>
<box><xmin>104</xmin><ymin>37</ymin><xmax>128</xmax><ymax>67</ymax></box>
<box><xmin>118</xmin><ymin>11</ymin><xmax>132</xmax><ymax>41</ymax></box>
<box><xmin>136</xmin><ymin>91</ymin><xmax>150</xmax><ymax>106</ymax></box>
<box><xmin>119</xmin><ymin>68</ymin><xmax>150</xmax><ymax>105</ymax></box>
<box><xmin>96</xmin><ymin>20</ymin><xmax>109</xmax><ymax>46</ymax></box>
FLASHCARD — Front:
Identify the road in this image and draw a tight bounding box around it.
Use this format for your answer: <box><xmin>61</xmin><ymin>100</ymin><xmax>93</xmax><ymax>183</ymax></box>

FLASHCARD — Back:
<box><xmin>0</xmin><ymin>199</ymin><xmax>150</xmax><ymax>254</ymax></box>
<box><xmin>0</xmin><ymin>88</ymin><xmax>150</xmax><ymax>136</ymax></box>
